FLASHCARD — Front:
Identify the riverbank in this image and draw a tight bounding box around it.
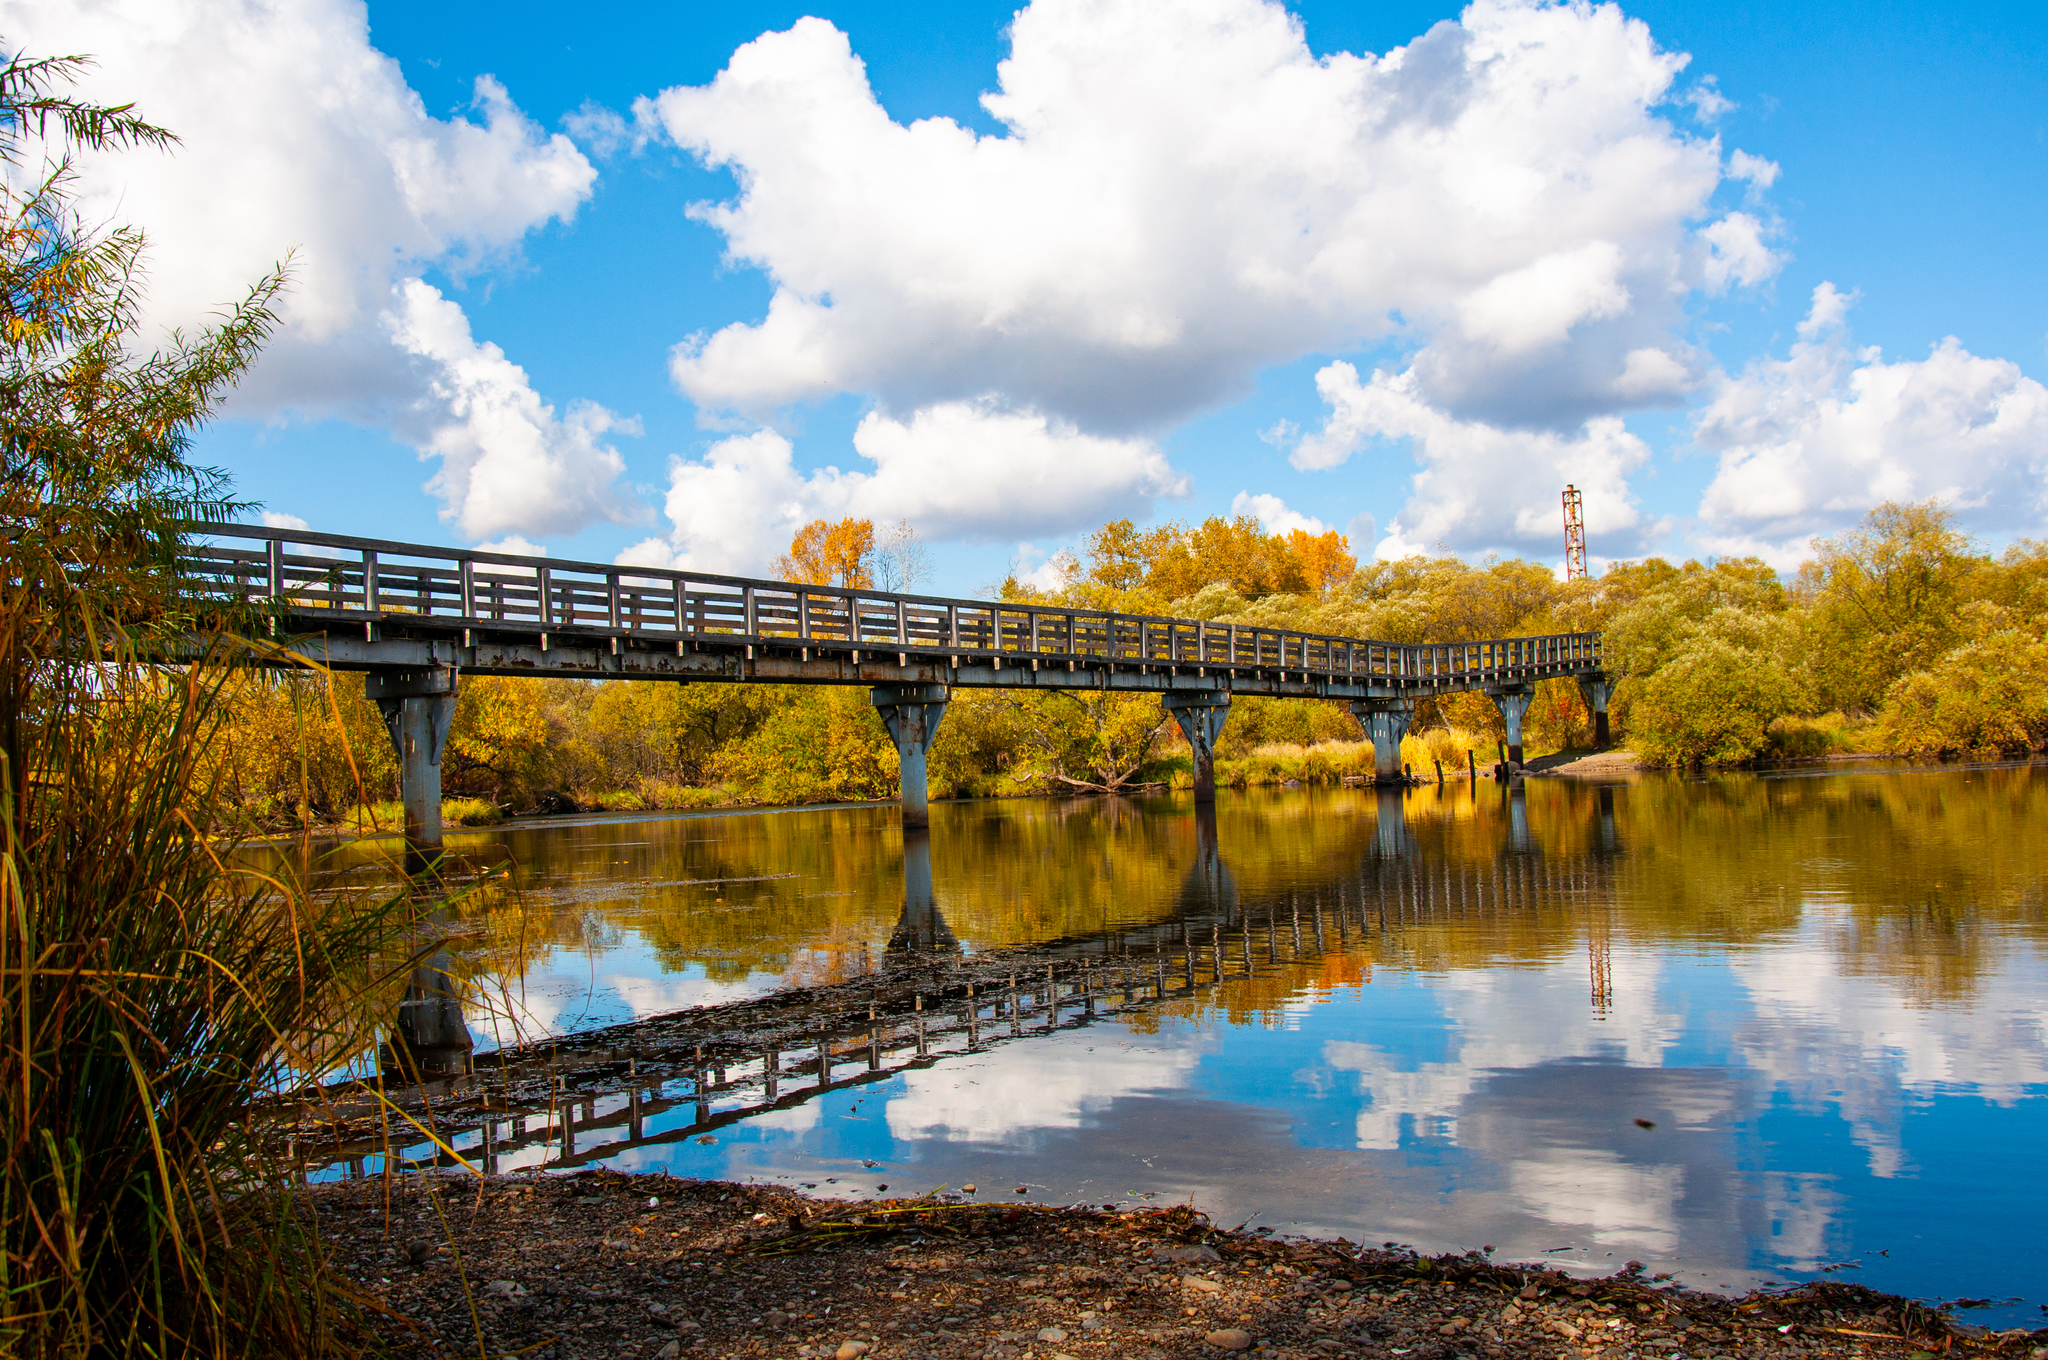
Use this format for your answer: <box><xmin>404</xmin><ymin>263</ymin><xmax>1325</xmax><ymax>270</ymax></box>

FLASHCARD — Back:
<box><xmin>312</xmin><ymin>1171</ymin><xmax>2040</xmax><ymax>1360</ymax></box>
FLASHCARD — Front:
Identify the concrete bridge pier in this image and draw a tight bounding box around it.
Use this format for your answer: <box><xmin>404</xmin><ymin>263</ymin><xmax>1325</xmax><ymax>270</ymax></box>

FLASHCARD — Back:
<box><xmin>1490</xmin><ymin>686</ymin><xmax>1534</xmax><ymax>768</ymax></box>
<box><xmin>1577</xmin><ymin>674</ymin><xmax>1611</xmax><ymax>749</ymax></box>
<box><xmin>873</xmin><ymin>684</ymin><xmax>950</xmax><ymax>829</ymax></box>
<box><xmin>1164</xmin><ymin>691</ymin><xmax>1232</xmax><ymax>804</ymax></box>
<box><xmin>366</xmin><ymin>666</ymin><xmax>459</xmax><ymax>878</ymax></box>
<box><xmin>1350</xmin><ymin>700</ymin><xmax>1414</xmax><ymax>784</ymax></box>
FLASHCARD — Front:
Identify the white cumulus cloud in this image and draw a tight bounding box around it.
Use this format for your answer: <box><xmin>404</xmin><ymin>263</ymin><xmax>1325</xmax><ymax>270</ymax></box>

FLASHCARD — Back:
<box><xmin>623</xmin><ymin>401</ymin><xmax>1184</xmax><ymax>575</ymax></box>
<box><xmin>6</xmin><ymin>0</ymin><xmax>635</xmax><ymax>541</ymax></box>
<box><xmin>387</xmin><ymin>281</ymin><xmax>637</xmax><ymax>541</ymax></box>
<box><xmin>643</xmin><ymin>0</ymin><xmax>1770</xmax><ymax>436</ymax></box>
<box><xmin>1229</xmin><ymin>492</ymin><xmax>1331</xmax><ymax>537</ymax></box>
<box><xmin>1293</xmin><ymin>361</ymin><xmax>1658</xmax><ymax>559</ymax></box>
<box><xmin>1695</xmin><ymin>283</ymin><xmax>2048</xmax><ymax>565</ymax></box>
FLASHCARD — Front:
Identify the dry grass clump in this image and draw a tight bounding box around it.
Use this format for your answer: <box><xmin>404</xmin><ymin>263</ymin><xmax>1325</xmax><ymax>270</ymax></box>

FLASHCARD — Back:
<box><xmin>1</xmin><ymin>648</ymin><xmax>420</xmax><ymax>1356</ymax></box>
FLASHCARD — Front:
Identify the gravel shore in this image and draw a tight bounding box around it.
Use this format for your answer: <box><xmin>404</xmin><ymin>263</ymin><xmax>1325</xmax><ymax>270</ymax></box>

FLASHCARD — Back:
<box><xmin>311</xmin><ymin>1171</ymin><xmax>2045</xmax><ymax>1360</ymax></box>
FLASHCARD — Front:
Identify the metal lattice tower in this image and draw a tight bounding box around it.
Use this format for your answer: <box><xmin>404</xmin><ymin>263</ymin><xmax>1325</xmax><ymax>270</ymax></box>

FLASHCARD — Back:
<box><xmin>1562</xmin><ymin>484</ymin><xmax>1588</xmax><ymax>581</ymax></box>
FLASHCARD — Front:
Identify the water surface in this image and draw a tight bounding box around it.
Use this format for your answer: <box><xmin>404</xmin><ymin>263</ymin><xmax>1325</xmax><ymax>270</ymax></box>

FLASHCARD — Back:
<box><xmin>309</xmin><ymin>765</ymin><xmax>2048</xmax><ymax>1324</ymax></box>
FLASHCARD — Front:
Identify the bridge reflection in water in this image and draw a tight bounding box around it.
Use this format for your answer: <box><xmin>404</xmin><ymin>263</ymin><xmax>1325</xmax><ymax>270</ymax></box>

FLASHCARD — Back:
<box><xmin>316</xmin><ymin>779</ymin><xmax>1630</xmax><ymax>1181</ymax></box>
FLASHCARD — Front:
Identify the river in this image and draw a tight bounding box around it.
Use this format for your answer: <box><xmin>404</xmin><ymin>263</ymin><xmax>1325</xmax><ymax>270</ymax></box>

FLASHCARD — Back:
<box><xmin>299</xmin><ymin>763</ymin><xmax>2048</xmax><ymax>1326</ymax></box>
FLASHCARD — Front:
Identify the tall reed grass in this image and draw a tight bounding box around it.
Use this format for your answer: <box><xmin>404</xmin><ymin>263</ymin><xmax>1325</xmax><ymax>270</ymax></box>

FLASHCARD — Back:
<box><xmin>1</xmin><ymin>48</ymin><xmax>439</xmax><ymax>1353</ymax></box>
<box><xmin>0</xmin><ymin>641</ymin><xmax>421</xmax><ymax>1356</ymax></box>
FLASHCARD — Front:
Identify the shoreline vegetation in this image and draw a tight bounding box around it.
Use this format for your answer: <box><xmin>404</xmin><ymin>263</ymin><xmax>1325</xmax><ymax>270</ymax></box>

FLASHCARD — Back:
<box><xmin>249</xmin><ymin>734</ymin><xmax>1932</xmax><ymax>843</ymax></box>
<box><xmin>201</xmin><ymin>501</ymin><xmax>2045</xmax><ymax>834</ymax></box>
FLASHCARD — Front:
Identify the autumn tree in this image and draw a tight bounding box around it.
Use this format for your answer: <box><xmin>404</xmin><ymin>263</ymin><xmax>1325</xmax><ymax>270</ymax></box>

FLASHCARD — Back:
<box><xmin>1795</xmin><ymin>501</ymin><xmax>1985</xmax><ymax>713</ymax></box>
<box><xmin>445</xmin><ymin>676</ymin><xmax>557</xmax><ymax>805</ymax></box>
<box><xmin>1288</xmin><ymin>528</ymin><xmax>1357</xmax><ymax>598</ymax></box>
<box><xmin>775</xmin><ymin>517</ymin><xmax>876</xmax><ymax>588</ymax></box>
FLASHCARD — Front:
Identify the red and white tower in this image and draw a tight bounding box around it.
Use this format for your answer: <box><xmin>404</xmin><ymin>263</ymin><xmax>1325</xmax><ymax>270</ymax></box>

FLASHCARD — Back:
<box><xmin>1562</xmin><ymin>485</ymin><xmax>1588</xmax><ymax>581</ymax></box>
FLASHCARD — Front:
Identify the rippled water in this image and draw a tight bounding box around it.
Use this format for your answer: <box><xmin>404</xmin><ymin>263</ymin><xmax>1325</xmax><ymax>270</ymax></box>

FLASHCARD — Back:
<box><xmin>300</xmin><ymin>764</ymin><xmax>2048</xmax><ymax>1324</ymax></box>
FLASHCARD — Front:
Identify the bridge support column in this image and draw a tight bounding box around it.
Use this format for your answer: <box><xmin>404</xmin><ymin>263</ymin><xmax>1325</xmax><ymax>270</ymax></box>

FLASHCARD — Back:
<box><xmin>1577</xmin><ymin>674</ymin><xmax>1611</xmax><ymax>750</ymax></box>
<box><xmin>367</xmin><ymin>666</ymin><xmax>459</xmax><ymax>878</ymax></box>
<box><xmin>873</xmin><ymin>684</ymin><xmax>949</xmax><ymax>829</ymax></box>
<box><xmin>1164</xmin><ymin>691</ymin><xmax>1231</xmax><ymax>804</ymax></box>
<box><xmin>1490</xmin><ymin>686</ymin><xmax>1534</xmax><ymax>768</ymax></box>
<box><xmin>1349</xmin><ymin>700</ymin><xmax>1413</xmax><ymax>784</ymax></box>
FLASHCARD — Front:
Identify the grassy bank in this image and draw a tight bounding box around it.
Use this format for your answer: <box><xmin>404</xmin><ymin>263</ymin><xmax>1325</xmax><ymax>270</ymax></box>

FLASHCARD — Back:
<box><xmin>286</xmin><ymin>714</ymin><xmax>1910</xmax><ymax>837</ymax></box>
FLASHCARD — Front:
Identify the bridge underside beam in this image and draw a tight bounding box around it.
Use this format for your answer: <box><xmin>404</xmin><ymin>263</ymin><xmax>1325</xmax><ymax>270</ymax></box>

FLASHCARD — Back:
<box><xmin>276</xmin><ymin>624</ymin><xmax>1602</xmax><ymax>704</ymax></box>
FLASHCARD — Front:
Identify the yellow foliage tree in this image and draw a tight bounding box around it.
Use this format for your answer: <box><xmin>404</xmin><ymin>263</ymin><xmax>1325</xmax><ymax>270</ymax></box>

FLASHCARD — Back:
<box><xmin>1287</xmin><ymin>528</ymin><xmax>1357</xmax><ymax>598</ymax></box>
<box><xmin>775</xmin><ymin>517</ymin><xmax>876</xmax><ymax>588</ymax></box>
<box><xmin>446</xmin><ymin>676</ymin><xmax>556</xmax><ymax>805</ymax></box>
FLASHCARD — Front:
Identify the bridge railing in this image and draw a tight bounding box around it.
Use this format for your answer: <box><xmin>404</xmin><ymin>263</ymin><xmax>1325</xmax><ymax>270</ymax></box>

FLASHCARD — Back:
<box><xmin>186</xmin><ymin>525</ymin><xmax>1600</xmax><ymax>689</ymax></box>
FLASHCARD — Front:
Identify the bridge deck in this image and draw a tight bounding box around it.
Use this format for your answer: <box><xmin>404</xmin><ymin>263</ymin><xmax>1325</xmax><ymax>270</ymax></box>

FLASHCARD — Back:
<box><xmin>189</xmin><ymin>525</ymin><xmax>1600</xmax><ymax>699</ymax></box>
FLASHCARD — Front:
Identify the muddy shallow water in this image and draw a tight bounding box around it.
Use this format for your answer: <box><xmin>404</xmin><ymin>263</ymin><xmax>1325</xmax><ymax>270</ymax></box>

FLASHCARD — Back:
<box><xmin>289</xmin><ymin>763</ymin><xmax>2048</xmax><ymax>1325</ymax></box>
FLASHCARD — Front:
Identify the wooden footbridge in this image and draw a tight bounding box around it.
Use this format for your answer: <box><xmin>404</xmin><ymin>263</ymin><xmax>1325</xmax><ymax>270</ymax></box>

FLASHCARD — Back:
<box><xmin>188</xmin><ymin>524</ymin><xmax>1608</xmax><ymax>859</ymax></box>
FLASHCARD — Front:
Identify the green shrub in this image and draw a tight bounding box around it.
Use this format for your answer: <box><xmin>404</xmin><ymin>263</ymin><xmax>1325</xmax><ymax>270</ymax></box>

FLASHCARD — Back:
<box><xmin>1765</xmin><ymin>714</ymin><xmax>1857</xmax><ymax>759</ymax></box>
<box><xmin>442</xmin><ymin>796</ymin><xmax>505</xmax><ymax>825</ymax></box>
<box><xmin>1631</xmin><ymin>634</ymin><xmax>1800</xmax><ymax>766</ymax></box>
<box><xmin>1873</xmin><ymin>631</ymin><xmax>2048</xmax><ymax>757</ymax></box>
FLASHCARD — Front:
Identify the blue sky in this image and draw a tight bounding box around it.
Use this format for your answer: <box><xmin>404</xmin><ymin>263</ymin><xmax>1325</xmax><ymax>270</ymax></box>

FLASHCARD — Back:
<box><xmin>13</xmin><ymin>0</ymin><xmax>2048</xmax><ymax>589</ymax></box>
